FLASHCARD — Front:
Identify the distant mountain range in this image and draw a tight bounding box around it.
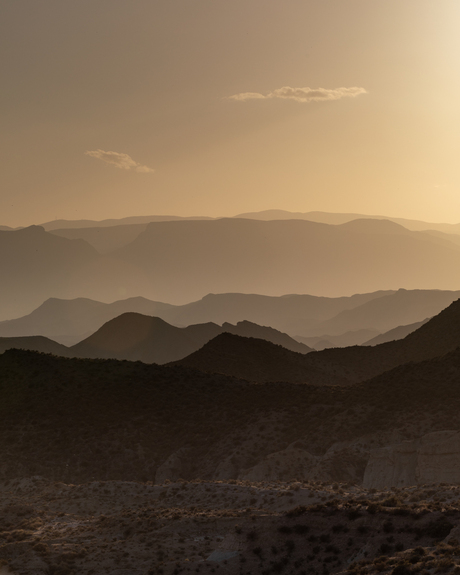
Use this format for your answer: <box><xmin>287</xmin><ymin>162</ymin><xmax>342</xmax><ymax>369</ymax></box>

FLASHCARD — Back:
<box><xmin>103</xmin><ymin>218</ymin><xmax>460</xmax><ymax>304</ymax></box>
<box><xmin>33</xmin><ymin>208</ymin><xmax>460</xmax><ymax>234</ymax></box>
<box><xmin>234</xmin><ymin>209</ymin><xmax>460</xmax><ymax>234</ymax></box>
<box><xmin>2</xmin><ymin>289</ymin><xmax>459</xmax><ymax>349</ymax></box>
<box><xmin>3</xmin><ymin>213</ymin><xmax>460</xmax><ymax>320</ymax></box>
<box><xmin>1</xmin><ymin>289</ymin><xmax>459</xmax><ymax>352</ymax></box>
<box><xmin>46</xmin><ymin>210</ymin><xmax>460</xmax><ymax>253</ymax></box>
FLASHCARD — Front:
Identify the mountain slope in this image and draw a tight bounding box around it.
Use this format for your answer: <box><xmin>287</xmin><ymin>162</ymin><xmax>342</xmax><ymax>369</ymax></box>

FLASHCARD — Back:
<box><xmin>171</xmin><ymin>332</ymin><xmax>344</xmax><ymax>384</ymax></box>
<box><xmin>2</xmin><ymin>343</ymin><xmax>460</xmax><ymax>484</ymax></box>
<box><xmin>302</xmin><ymin>297</ymin><xmax>460</xmax><ymax>381</ymax></box>
<box><xmin>306</xmin><ymin>288</ymin><xmax>460</xmax><ymax>336</ymax></box>
<box><xmin>176</xmin><ymin>298</ymin><xmax>460</xmax><ymax>383</ymax></box>
<box><xmin>0</xmin><ymin>335</ymin><xmax>69</xmax><ymax>356</ymax></box>
<box><xmin>363</xmin><ymin>318</ymin><xmax>430</xmax><ymax>346</ymax></box>
<box><xmin>70</xmin><ymin>314</ymin><xmax>222</xmax><ymax>363</ymax></box>
<box><xmin>70</xmin><ymin>313</ymin><xmax>312</xmax><ymax>364</ymax></box>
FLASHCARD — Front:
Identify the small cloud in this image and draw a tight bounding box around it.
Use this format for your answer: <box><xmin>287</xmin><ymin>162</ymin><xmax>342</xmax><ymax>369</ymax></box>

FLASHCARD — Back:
<box><xmin>228</xmin><ymin>86</ymin><xmax>367</xmax><ymax>103</ymax></box>
<box><xmin>228</xmin><ymin>92</ymin><xmax>267</xmax><ymax>101</ymax></box>
<box><xmin>85</xmin><ymin>149</ymin><xmax>154</xmax><ymax>173</ymax></box>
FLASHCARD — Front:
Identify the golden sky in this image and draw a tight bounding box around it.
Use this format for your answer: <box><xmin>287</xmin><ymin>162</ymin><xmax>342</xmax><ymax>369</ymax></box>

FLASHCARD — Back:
<box><xmin>1</xmin><ymin>0</ymin><xmax>460</xmax><ymax>227</ymax></box>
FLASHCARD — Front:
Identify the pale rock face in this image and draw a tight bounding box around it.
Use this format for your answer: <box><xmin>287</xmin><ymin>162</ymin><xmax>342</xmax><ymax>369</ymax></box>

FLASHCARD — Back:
<box><xmin>155</xmin><ymin>448</ymin><xmax>190</xmax><ymax>484</ymax></box>
<box><xmin>363</xmin><ymin>430</ymin><xmax>460</xmax><ymax>488</ymax></box>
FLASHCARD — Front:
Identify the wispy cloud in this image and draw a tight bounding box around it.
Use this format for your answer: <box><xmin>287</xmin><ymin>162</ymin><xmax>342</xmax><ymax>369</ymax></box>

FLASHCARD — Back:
<box><xmin>229</xmin><ymin>86</ymin><xmax>367</xmax><ymax>103</ymax></box>
<box><xmin>85</xmin><ymin>150</ymin><xmax>154</xmax><ymax>173</ymax></box>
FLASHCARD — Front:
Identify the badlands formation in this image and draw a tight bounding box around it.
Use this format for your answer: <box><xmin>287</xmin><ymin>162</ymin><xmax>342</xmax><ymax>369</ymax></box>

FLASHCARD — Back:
<box><xmin>364</xmin><ymin>431</ymin><xmax>460</xmax><ymax>489</ymax></box>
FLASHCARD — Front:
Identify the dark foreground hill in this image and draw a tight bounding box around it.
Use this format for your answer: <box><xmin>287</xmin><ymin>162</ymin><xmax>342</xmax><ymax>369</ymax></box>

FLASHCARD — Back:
<box><xmin>171</xmin><ymin>332</ymin><xmax>337</xmax><ymax>384</ymax></box>
<box><xmin>306</xmin><ymin>296</ymin><xmax>460</xmax><ymax>381</ymax></box>
<box><xmin>2</xmin><ymin>345</ymin><xmax>460</xmax><ymax>486</ymax></box>
<box><xmin>177</xmin><ymin>298</ymin><xmax>460</xmax><ymax>383</ymax></box>
<box><xmin>0</xmin><ymin>335</ymin><xmax>68</xmax><ymax>356</ymax></box>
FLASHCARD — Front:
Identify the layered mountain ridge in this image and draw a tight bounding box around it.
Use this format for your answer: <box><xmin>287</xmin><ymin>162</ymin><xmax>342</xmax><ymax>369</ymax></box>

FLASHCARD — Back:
<box><xmin>3</xmin><ymin>216</ymin><xmax>460</xmax><ymax>319</ymax></box>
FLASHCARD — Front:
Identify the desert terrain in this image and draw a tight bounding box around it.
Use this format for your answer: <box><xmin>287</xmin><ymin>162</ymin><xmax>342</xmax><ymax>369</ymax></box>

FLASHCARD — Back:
<box><xmin>2</xmin><ymin>214</ymin><xmax>460</xmax><ymax>574</ymax></box>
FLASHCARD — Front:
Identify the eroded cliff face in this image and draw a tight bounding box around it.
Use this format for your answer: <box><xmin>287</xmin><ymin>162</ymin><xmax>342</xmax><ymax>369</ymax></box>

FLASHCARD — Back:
<box><xmin>363</xmin><ymin>430</ymin><xmax>460</xmax><ymax>488</ymax></box>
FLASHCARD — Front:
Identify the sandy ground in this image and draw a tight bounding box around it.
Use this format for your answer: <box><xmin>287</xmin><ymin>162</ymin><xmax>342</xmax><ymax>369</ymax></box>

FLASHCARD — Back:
<box><xmin>2</xmin><ymin>478</ymin><xmax>460</xmax><ymax>574</ymax></box>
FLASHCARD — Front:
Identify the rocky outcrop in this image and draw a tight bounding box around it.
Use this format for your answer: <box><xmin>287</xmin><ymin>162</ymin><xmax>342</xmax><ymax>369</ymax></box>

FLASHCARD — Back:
<box><xmin>363</xmin><ymin>430</ymin><xmax>460</xmax><ymax>488</ymax></box>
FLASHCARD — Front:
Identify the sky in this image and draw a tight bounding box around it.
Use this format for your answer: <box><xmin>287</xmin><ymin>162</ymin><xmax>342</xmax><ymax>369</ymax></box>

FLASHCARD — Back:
<box><xmin>1</xmin><ymin>0</ymin><xmax>460</xmax><ymax>227</ymax></box>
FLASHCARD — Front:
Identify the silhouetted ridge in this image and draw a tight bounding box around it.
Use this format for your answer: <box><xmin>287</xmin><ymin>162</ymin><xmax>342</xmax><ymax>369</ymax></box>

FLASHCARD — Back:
<box><xmin>172</xmin><ymin>333</ymin><xmax>347</xmax><ymax>385</ymax></box>
<box><xmin>175</xmin><ymin>298</ymin><xmax>460</xmax><ymax>384</ymax></box>
<box><xmin>0</xmin><ymin>335</ymin><xmax>69</xmax><ymax>356</ymax></box>
<box><xmin>303</xmin><ymin>297</ymin><xmax>460</xmax><ymax>381</ymax></box>
<box><xmin>71</xmin><ymin>312</ymin><xmax>221</xmax><ymax>364</ymax></box>
<box><xmin>394</xmin><ymin>297</ymin><xmax>460</xmax><ymax>357</ymax></box>
<box><xmin>363</xmin><ymin>318</ymin><xmax>429</xmax><ymax>346</ymax></box>
<box><xmin>69</xmin><ymin>312</ymin><xmax>310</xmax><ymax>364</ymax></box>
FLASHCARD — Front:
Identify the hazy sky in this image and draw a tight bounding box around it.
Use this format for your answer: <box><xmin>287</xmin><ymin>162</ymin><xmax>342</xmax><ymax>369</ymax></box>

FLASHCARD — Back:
<box><xmin>2</xmin><ymin>0</ymin><xmax>460</xmax><ymax>227</ymax></box>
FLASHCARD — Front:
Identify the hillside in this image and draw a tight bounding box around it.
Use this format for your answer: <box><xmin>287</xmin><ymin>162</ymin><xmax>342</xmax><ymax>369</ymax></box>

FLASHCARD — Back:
<box><xmin>0</xmin><ymin>296</ymin><xmax>174</xmax><ymax>344</ymax></box>
<box><xmin>70</xmin><ymin>313</ymin><xmax>311</xmax><ymax>364</ymax></box>
<box><xmin>70</xmin><ymin>313</ymin><xmax>223</xmax><ymax>363</ymax></box>
<box><xmin>363</xmin><ymin>318</ymin><xmax>429</xmax><ymax>346</ymax></box>
<box><xmin>0</xmin><ymin>336</ymin><xmax>68</xmax><ymax>356</ymax></box>
<box><xmin>171</xmin><ymin>333</ymin><xmax>332</xmax><ymax>384</ymax></box>
<box><xmin>2</xmin><ymin>344</ymin><xmax>460</xmax><ymax>485</ymax></box>
<box><xmin>176</xmin><ymin>298</ymin><xmax>460</xmax><ymax>383</ymax></box>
